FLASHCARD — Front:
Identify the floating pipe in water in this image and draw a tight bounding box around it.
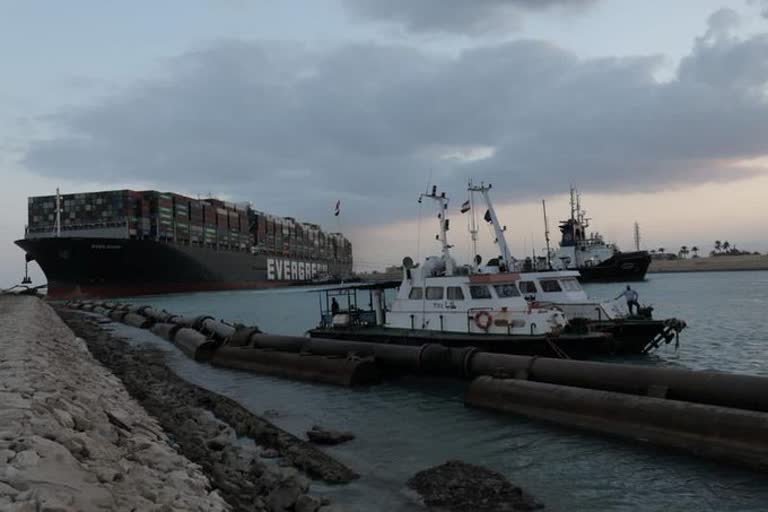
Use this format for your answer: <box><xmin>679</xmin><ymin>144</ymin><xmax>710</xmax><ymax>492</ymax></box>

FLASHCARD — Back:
<box><xmin>465</xmin><ymin>376</ymin><xmax>768</xmax><ymax>472</ymax></box>
<box><xmin>122</xmin><ymin>312</ymin><xmax>151</xmax><ymax>329</ymax></box>
<box><xmin>150</xmin><ymin>322</ymin><xmax>181</xmax><ymax>341</ymax></box>
<box><xmin>173</xmin><ymin>327</ymin><xmax>217</xmax><ymax>362</ymax></box>
<box><xmin>467</xmin><ymin>353</ymin><xmax>768</xmax><ymax>414</ymax></box>
<box><xmin>211</xmin><ymin>346</ymin><xmax>380</xmax><ymax>387</ymax></box>
<box><xmin>200</xmin><ymin>318</ymin><xmax>236</xmax><ymax>341</ymax></box>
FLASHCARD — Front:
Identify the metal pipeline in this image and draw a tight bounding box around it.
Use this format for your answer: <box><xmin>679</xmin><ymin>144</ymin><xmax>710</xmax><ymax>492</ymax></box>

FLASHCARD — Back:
<box><xmin>211</xmin><ymin>346</ymin><xmax>380</xmax><ymax>387</ymax></box>
<box><xmin>229</xmin><ymin>327</ymin><xmax>261</xmax><ymax>347</ymax></box>
<box><xmin>144</xmin><ymin>307</ymin><xmax>174</xmax><ymax>324</ymax></box>
<box><xmin>173</xmin><ymin>328</ymin><xmax>217</xmax><ymax>362</ymax></box>
<box><xmin>468</xmin><ymin>353</ymin><xmax>768</xmax><ymax>413</ymax></box>
<box><xmin>108</xmin><ymin>310</ymin><xmax>127</xmax><ymax>322</ymax></box>
<box><xmin>150</xmin><ymin>322</ymin><xmax>181</xmax><ymax>341</ymax></box>
<box><xmin>127</xmin><ymin>304</ymin><xmax>150</xmax><ymax>315</ymax></box>
<box><xmin>466</xmin><ymin>376</ymin><xmax>768</xmax><ymax>472</ymax></box>
<box><xmin>200</xmin><ymin>318</ymin><xmax>236</xmax><ymax>341</ymax></box>
<box><xmin>122</xmin><ymin>313</ymin><xmax>152</xmax><ymax>329</ymax></box>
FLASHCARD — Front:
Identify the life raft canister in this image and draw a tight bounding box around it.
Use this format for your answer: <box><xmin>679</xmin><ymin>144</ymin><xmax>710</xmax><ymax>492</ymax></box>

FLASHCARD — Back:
<box><xmin>474</xmin><ymin>310</ymin><xmax>493</xmax><ymax>331</ymax></box>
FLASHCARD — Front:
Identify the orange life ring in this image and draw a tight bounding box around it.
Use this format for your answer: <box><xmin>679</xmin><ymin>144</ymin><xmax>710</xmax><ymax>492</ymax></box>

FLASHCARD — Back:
<box><xmin>474</xmin><ymin>311</ymin><xmax>493</xmax><ymax>331</ymax></box>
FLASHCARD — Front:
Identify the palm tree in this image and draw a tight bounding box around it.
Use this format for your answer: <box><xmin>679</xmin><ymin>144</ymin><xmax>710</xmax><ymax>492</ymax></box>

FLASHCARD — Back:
<box><xmin>723</xmin><ymin>241</ymin><xmax>731</xmax><ymax>253</ymax></box>
<box><xmin>679</xmin><ymin>245</ymin><xmax>689</xmax><ymax>259</ymax></box>
<box><xmin>658</xmin><ymin>247</ymin><xmax>665</xmax><ymax>255</ymax></box>
<box><xmin>691</xmin><ymin>246</ymin><xmax>699</xmax><ymax>258</ymax></box>
<box><xmin>715</xmin><ymin>240</ymin><xmax>722</xmax><ymax>253</ymax></box>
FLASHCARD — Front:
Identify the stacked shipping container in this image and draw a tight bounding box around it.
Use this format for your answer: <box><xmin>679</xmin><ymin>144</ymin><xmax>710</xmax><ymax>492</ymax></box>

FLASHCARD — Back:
<box><xmin>27</xmin><ymin>189</ymin><xmax>352</xmax><ymax>265</ymax></box>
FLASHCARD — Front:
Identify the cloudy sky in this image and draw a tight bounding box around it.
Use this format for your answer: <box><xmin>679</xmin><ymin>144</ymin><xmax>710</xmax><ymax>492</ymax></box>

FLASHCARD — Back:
<box><xmin>2</xmin><ymin>0</ymin><xmax>768</xmax><ymax>286</ymax></box>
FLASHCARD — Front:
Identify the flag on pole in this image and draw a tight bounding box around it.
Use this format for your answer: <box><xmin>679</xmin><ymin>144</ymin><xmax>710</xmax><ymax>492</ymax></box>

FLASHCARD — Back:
<box><xmin>334</xmin><ymin>200</ymin><xmax>341</xmax><ymax>216</ymax></box>
<box><xmin>460</xmin><ymin>200</ymin><xmax>470</xmax><ymax>213</ymax></box>
<box><xmin>483</xmin><ymin>209</ymin><xmax>492</xmax><ymax>223</ymax></box>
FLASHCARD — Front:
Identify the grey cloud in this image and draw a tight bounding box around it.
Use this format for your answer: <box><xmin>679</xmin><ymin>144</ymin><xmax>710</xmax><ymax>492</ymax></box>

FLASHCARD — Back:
<box><xmin>341</xmin><ymin>0</ymin><xmax>596</xmax><ymax>35</ymax></box>
<box><xmin>23</xmin><ymin>23</ymin><xmax>768</xmax><ymax>224</ymax></box>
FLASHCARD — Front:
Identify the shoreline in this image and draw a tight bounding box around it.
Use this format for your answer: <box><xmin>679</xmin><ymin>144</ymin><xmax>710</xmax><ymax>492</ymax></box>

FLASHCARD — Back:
<box><xmin>648</xmin><ymin>255</ymin><xmax>768</xmax><ymax>274</ymax></box>
<box><xmin>0</xmin><ymin>296</ymin><xmax>229</xmax><ymax>511</ymax></box>
<box><xmin>56</xmin><ymin>307</ymin><xmax>354</xmax><ymax>512</ymax></box>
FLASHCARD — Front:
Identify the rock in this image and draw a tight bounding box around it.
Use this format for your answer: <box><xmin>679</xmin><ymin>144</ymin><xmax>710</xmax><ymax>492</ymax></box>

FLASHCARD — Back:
<box><xmin>266</xmin><ymin>478</ymin><xmax>304</xmax><ymax>511</ymax></box>
<box><xmin>11</xmin><ymin>449</ymin><xmax>40</xmax><ymax>467</ymax></box>
<box><xmin>295</xmin><ymin>494</ymin><xmax>323</xmax><ymax>512</ymax></box>
<box><xmin>306</xmin><ymin>426</ymin><xmax>355</xmax><ymax>446</ymax></box>
<box><xmin>407</xmin><ymin>460</ymin><xmax>544</xmax><ymax>512</ymax></box>
<box><xmin>261</xmin><ymin>448</ymin><xmax>280</xmax><ymax>459</ymax></box>
<box><xmin>72</xmin><ymin>414</ymin><xmax>92</xmax><ymax>432</ymax></box>
<box><xmin>52</xmin><ymin>408</ymin><xmax>75</xmax><ymax>429</ymax></box>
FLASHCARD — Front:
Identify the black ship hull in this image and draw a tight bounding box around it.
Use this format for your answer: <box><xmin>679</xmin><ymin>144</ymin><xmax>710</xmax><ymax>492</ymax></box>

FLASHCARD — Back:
<box><xmin>577</xmin><ymin>251</ymin><xmax>651</xmax><ymax>283</ymax></box>
<box><xmin>16</xmin><ymin>237</ymin><xmax>351</xmax><ymax>299</ymax></box>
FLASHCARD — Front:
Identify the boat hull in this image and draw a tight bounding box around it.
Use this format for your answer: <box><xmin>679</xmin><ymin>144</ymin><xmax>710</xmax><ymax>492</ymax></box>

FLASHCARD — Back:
<box><xmin>16</xmin><ymin>237</ymin><xmax>350</xmax><ymax>299</ymax></box>
<box><xmin>577</xmin><ymin>251</ymin><xmax>651</xmax><ymax>283</ymax></box>
<box><xmin>308</xmin><ymin>326</ymin><xmax>616</xmax><ymax>359</ymax></box>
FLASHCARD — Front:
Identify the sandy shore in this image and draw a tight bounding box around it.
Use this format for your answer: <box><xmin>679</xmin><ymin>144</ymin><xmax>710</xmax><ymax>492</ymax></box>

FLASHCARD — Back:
<box><xmin>0</xmin><ymin>295</ymin><xmax>228</xmax><ymax>511</ymax></box>
<box><xmin>648</xmin><ymin>254</ymin><xmax>768</xmax><ymax>273</ymax></box>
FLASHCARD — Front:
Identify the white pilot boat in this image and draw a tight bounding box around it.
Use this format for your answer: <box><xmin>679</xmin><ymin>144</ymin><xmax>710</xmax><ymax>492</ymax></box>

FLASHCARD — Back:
<box><xmin>310</xmin><ymin>186</ymin><xmax>622</xmax><ymax>358</ymax></box>
<box><xmin>310</xmin><ymin>184</ymin><xmax>685</xmax><ymax>357</ymax></box>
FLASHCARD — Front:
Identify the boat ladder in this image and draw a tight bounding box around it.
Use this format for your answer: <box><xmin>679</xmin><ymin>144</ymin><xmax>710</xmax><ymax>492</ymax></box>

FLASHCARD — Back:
<box><xmin>642</xmin><ymin>318</ymin><xmax>687</xmax><ymax>354</ymax></box>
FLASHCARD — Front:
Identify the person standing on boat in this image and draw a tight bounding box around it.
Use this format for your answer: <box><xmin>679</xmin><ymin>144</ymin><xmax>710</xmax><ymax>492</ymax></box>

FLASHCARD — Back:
<box><xmin>616</xmin><ymin>285</ymin><xmax>639</xmax><ymax>315</ymax></box>
<box><xmin>331</xmin><ymin>297</ymin><xmax>340</xmax><ymax>315</ymax></box>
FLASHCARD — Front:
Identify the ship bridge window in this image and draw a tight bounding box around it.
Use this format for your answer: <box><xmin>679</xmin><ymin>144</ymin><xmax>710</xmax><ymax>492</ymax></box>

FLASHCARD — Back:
<box><xmin>559</xmin><ymin>278</ymin><xmax>582</xmax><ymax>292</ymax></box>
<box><xmin>408</xmin><ymin>287</ymin><xmax>423</xmax><ymax>300</ymax></box>
<box><xmin>447</xmin><ymin>286</ymin><xmax>464</xmax><ymax>300</ymax></box>
<box><xmin>519</xmin><ymin>281</ymin><xmax>537</xmax><ymax>294</ymax></box>
<box><xmin>426</xmin><ymin>287</ymin><xmax>444</xmax><ymax>300</ymax></box>
<box><xmin>539</xmin><ymin>279</ymin><xmax>563</xmax><ymax>292</ymax></box>
<box><xmin>469</xmin><ymin>285</ymin><xmax>492</xmax><ymax>299</ymax></box>
<box><xmin>494</xmin><ymin>284</ymin><xmax>521</xmax><ymax>298</ymax></box>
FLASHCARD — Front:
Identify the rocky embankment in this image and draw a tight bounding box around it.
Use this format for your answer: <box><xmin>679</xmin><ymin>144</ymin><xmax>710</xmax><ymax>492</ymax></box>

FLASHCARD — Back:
<box><xmin>0</xmin><ymin>295</ymin><xmax>228</xmax><ymax>511</ymax></box>
<box><xmin>56</xmin><ymin>307</ymin><xmax>355</xmax><ymax>512</ymax></box>
<box><xmin>0</xmin><ymin>296</ymin><xmax>353</xmax><ymax>512</ymax></box>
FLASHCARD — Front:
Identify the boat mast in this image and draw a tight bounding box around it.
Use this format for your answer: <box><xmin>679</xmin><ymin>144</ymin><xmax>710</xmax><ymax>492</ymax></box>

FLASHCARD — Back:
<box><xmin>569</xmin><ymin>186</ymin><xmax>576</xmax><ymax>244</ymax></box>
<box><xmin>542</xmin><ymin>199</ymin><xmax>552</xmax><ymax>269</ymax></box>
<box><xmin>55</xmin><ymin>187</ymin><xmax>61</xmax><ymax>238</ymax></box>
<box><xmin>468</xmin><ymin>180</ymin><xmax>479</xmax><ymax>270</ymax></box>
<box><xmin>469</xmin><ymin>183</ymin><xmax>512</xmax><ymax>270</ymax></box>
<box><xmin>419</xmin><ymin>185</ymin><xmax>455</xmax><ymax>276</ymax></box>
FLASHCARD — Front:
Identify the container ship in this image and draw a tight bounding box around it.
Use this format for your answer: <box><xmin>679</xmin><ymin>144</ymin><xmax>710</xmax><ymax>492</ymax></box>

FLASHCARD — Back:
<box><xmin>15</xmin><ymin>189</ymin><xmax>353</xmax><ymax>299</ymax></box>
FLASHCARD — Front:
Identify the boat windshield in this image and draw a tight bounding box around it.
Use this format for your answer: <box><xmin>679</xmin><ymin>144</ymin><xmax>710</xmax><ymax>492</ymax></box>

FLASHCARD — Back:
<box><xmin>559</xmin><ymin>277</ymin><xmax>582</xmax><ymax>292</ymax></box>
<box><xmin>539</xmin><ymin>279</ymin><xmax>562</xmax><ymax>292</ymax></box>
<box><xmin>493</xmin><ymin>283</ymin><xmax>521</xmax><ymax>298</ymax></box>
<box><xmin>469</xmin><ymin>285</ymin><xmax>492</xmax><ymax>299</ymax></box>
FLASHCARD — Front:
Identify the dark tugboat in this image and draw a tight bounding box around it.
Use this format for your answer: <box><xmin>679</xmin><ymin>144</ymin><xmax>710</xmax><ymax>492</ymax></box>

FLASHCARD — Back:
<box><xmin>551</xmin><ymin>187</ymin><xmax>650</xmax><ymax>282</ymax></box>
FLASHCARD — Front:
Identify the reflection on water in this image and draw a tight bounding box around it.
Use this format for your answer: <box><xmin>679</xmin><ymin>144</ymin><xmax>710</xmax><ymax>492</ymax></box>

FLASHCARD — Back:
<box><xmin>115</xmin><ymin>271</ymin><xmax>768</xmax><ymax>511</ymax></box>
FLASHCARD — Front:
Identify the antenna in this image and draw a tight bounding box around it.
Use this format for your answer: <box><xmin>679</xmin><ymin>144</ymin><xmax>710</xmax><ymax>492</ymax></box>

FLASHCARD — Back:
<box><xmin>418</xmin><ymin>186</ymin><xmax>454</xmax><ymax>276</ymax></box>
<box><xmin>467</xmin><ymin>179</ymin><xmax>479</xmax><ymax>269</ymax></box>
<box><xmin>542</xmin><ymin>199</ymin><xmax>552</xmax><ymax>269</ymax></box>
<box><xmin>55</xmin><ymin>187</ymin><xmax>61</xmax><ymax>238</ymax></box>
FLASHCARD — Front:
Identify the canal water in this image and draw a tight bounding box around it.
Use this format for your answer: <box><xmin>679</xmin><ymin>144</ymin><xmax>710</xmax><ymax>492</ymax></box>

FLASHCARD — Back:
<box><xmin>112</xmin><ymin>271</ymin><xmax>768</xmax><ymax>511</ymax></box>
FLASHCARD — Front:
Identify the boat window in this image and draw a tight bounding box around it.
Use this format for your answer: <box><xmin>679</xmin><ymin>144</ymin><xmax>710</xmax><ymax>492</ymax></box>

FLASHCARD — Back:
<box><xmin>425</xmin><ymin>287</ymin><xmax>444</xmax><ymax>300</ymax></box>
<box><xmin>539</xmin><ymin>279</ymin><xmax>562</xmax><ymax>292</ymax></box>
<box><xmin>408</xmin><ymin>287</ymin><xmax>423</xmax><ymax>300</ymax></box>
<box><xmin>447</xmin><ymin>286</ymin><xmax>464</xmax><ymax>300</ymax></box>
<box><xmin>559</xmin><ymin>278</ymin><xmax>582</xmax><ymax>292</ymax></box>
<box><xmin>518</xmin><ymin>281</ymin><xmax>537</xmax><ymax>294</ymax></box>
<box><xmin>469</xmin><ymin>285</ymin><xmax>492</xmax><ymax>299</ymax></box>
<box><xmin>494</xmin><ymin>284</ymin><xmax>521</xmax><ymax>298</ymax></box>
